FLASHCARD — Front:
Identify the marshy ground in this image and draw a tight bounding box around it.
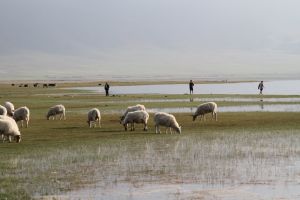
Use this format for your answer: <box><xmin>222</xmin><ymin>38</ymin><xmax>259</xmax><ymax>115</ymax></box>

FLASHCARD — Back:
<box><xmin>0</xmin><ymin>82</ymin><xmax>299</xmax><ymax>199</ymax></box>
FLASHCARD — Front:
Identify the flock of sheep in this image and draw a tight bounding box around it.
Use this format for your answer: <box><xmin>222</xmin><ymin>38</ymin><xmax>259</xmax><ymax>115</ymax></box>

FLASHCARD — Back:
<box><xmin>0</xmin><ymin>100</ymin><xmax>218</xmax><ymax>143</ymax></box>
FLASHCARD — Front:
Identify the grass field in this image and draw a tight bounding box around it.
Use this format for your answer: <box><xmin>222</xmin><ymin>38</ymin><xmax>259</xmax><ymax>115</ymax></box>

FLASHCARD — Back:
<box><xmin>0</xmin><ymin>83</ymin><xmax>300</xmax><ymax>199</ymax></box>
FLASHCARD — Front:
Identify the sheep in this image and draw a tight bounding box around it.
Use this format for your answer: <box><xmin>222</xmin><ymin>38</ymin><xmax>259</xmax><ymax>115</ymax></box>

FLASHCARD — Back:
<box><xmin>0</xmin><ymin>115</ymin><xmax>21</xmax><ymax>143</ymax></box>
<box><xmin>87</xmin><ymin>108</ymin><xmax>101</xmax><ymax>128</ymax></box>
<box><xmin>154</xmin><ymin>112</ymin><xmax>181</xmax><ymax>134</ymax></box>
<box><xmin>4</xmin><ymin>101</ymin><xmax>14</xmax><ymax>116</ymax></box>
<box><xmin>0</xmin><ymin>105</ymin><xmax>7</xmax><ymax>116</ymax></box>
<box><xmin>121</xmin><ymin>110</ymin><xmax>149</xmax><ymax>131</ymax></box>
<box><xmin>13</xmin><ymin>106</ymin><xmax>30</xmax><ymax>128</ymax></box>
<box><xmin>47</xmin><ymin>104</ymin><xmax>66</xmax><ymax>120</ymax></box>
<box><xmin>193</xmin><ymin>102</ymin><xmax>218</xmax><ymax>121</ymax></box>
<box><xmin>120</xmin><ymin>104</ymin><xmax>146</xmax><ymax>122</ymax></box>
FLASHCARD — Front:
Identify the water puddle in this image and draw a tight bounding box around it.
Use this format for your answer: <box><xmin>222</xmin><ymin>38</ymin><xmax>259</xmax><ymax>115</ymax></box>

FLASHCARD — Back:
<box><xmin>43</xmin><ymin>181</ymin><xmax>300</xmax><ymax>200</ymax></box>
<box><xmin>70</xmin><ymin>80</ymin><xmax>300</xmax><ymax>95</ymax></box>
<box><xmin>147</xmin><ymin>104</ymin><xmax>300</xmax><ymax>113</ymax></box>
<box><xmin>68</xmin><ymin>104</ymin><xmax>300</xmax><ymax>115</ymax></box>
<box><xmin>95</xmin><ymin>97</ymin><xmax>300</xmax><ymax>104</ymax></box>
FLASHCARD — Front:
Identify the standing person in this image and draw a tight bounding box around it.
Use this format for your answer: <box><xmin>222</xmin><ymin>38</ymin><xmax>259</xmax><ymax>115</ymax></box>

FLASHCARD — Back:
<box><xmin>104</xmin><ymin>82</ymin><xmax>110</xmax><ymax>96</ymax></box>
<box><xmin>189</xmin><ymin>80</ymin><xmax>194</xmax><ymax>95</ymax></box>
<box><xmin>258</xmin><ymin>81</ymin><xmax>264</xmax><ymax>95</ymax></box>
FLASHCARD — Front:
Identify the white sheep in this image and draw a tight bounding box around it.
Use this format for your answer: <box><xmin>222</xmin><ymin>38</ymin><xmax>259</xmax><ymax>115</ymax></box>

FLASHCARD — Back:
<box><xmin>0</xmin><ymin>115</ymin><xmax>21</xmax><ymax>143</ymax></box>
<box><xmin>154</xmin><ymin>112</ymin><xmax>181</xmax><ymax>134</ymax></box>
<box><xmin>87</xmin><ymin>108</ymin><xmax>101</xmax><ymax>128</ymax></box>
<box><xmin>47</xmin><ymin>104</ymin><xmax>66</xmax><ymax>120</ymax></box>
<box><xmin>4</xmin><ymin>101</ymin><xmax>14</xmax><ymax>116</ymax></box>
<box><xmin>121</xmin><ymin>110</ymin><xmax>149</xmax><ymax>131</ymax></box>
<box><xmin>120</xmin><ymin>104</ymin><xmax>146</xmax><ymax>121</ymax></box>
<box><xmin>13</xmin><ymin>106</ymin><xmax>30</xmax><ymax>128</ymax></box>
<box><xmin>0</xmin><ymin>105</ymin><xmax>7</xmax><ymax>116</ymax></box>
<box><xmin>193</xmin><ymin>102</ymin><xmax>218</xmax><ymax>121</ymax></box>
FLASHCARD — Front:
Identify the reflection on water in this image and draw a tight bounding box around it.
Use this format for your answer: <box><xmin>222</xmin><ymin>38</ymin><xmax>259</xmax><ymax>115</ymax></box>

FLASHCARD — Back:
<box><xmin>59</xmin><ymin>182</ymin><xmax>300</xmax><ymax>200</ymax></box>
<box><xmin>72</xmin><ymin>80</ymin><xmax>300</xmax><ymax>95</ymax></box>
<box><xmin>146</xmin><ymin>104</ymin><xmax>300</xmax><ymax>114</ymax></box>
<box><xmin>47</xmin><ymin>130</ymin><xmax>300</xmax><ymax>200</ymax></box>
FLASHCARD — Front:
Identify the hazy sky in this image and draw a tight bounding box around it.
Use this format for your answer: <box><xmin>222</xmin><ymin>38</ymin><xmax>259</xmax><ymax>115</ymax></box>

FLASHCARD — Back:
<box><xmin>1</xmin><ymin>0</ymin><xmax>300</xmax><ymax>80</ymax></box>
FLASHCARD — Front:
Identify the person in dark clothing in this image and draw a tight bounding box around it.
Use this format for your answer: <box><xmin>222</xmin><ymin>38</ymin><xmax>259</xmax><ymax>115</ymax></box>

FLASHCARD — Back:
<box><xmin>258</xmin><ymin>81</ymin><xmax>264</xmax><ymax>95</ymax></box>
<box><xmin>189</xmin><ymin>80</ymin><xmax>194</xmax><ymax>95</ymax></box>
<box><xmin>104</xmin><ymin>82</ymin><xmax>110</xmax><ymax>96</ymax></box>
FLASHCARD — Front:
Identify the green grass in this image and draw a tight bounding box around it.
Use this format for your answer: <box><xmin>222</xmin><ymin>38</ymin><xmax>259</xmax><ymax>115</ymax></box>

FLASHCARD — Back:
<box><xmin>0</xmin><ymin>83</ymin><xmax>300</xmax><ymax>199</ymax></box>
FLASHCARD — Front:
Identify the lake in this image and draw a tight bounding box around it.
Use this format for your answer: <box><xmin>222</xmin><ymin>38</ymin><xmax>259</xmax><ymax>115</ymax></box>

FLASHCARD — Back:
<box><xmin>72</xmin><ymin>80</ymin><xmax>300</xmax><ymax>95</ymax></box>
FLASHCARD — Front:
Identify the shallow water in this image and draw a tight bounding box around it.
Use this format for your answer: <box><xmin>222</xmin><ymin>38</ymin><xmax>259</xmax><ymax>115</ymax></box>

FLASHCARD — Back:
<box><xmin>88</xmin><ymin>104</ymin><xmax>300</xmax><ymax>115</ymax></box>
<box><xmin>49</xmin><ymin>181</ymin><xmax>300</xmax><ymax>200</ymax></box>
<box><xmin>96</xmin><ymin>97</ymin><xmax>300</xmax><ymax>104</ymax></box>
<box><xmin>72</xmin><ymin>80</ymin><xmax>300</xmax><ymax>95</ymax></box>
<box><xmin>146</xmin><ymin>104</ymin><xmax>300</xmax><ymax>114</ymax></box>
<box><xmin>42</xmin><ymin>130</ymin><xmax>300</xmax><ymax>200</ymax></box>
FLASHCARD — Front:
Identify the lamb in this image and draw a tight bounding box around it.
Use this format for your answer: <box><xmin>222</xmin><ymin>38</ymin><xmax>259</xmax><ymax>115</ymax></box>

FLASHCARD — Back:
<box><xmin>13</xmin><ymin>106</ymin><xmax>30</xmax><ymax>128</ymax></box>
<box><xmin>0</xmin><ymin>105</ymin><xmax>7</xmax><ymax>116</ymax></box>
<box><xmin>87</xmin><ymin>108</ymin><xmax>101</xmax><ymax>128</ymax></box>
<box><xmin>121</xmin><ymin>110</ymin><xmax>149</xmax><ymax>131</ymax></box>
<box><xmin>0</xmin><ymin>115</ymin><xmax>21</xmax><ymax>143</ymax></box>
<box><xmin>154</xmin><ymin>112</ymin><xmax>181</xmax><ymax>134</ymax></box>
<box><xmin>120</xmin><ymin>104</ymin><xmax>146</xmax><ymax>121</ymax></box>
<box><xmin>46</xmin><ymin>104</ymin><xmax>66</xmax><ymax>120</ymax></box>
<box><xmin>193</xmin><ymin>102</ymin><xmax>218</xmax><ymax>121</ymax></box>
<box><xmin>4</xmin><ymin>101</ymin><xmax>14</xmax><ymax>116</ymax></box>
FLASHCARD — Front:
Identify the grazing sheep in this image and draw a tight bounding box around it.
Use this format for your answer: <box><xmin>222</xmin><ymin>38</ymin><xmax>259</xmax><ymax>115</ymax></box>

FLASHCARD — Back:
<box><xmin>193</xmin><ymin>102</ymin><xmax>218</xmax><ymax>121</ymax></box>
<box><xmin>0</xmin><ymin>105</ymin><xmax>7</xmax><ymax>116</ymax></box>
<box><xmin>0</xmin><ymin>115</ymin><xmax>21</xmax><ymax>143</ymax></box>
<box><xmin>121</xmin><ymin>110</ymin><xmax>149</xmax><ymax>131</ymax></box>
<box><xmin>87</xmin><ymin>108</ymin><xmax>101</xmax><ymax>128</ymax></box>
<box><xmin>120</xmin><ymin>104</ymin><xmax>146</xmax><ymax>122</ymax></box>
<box><xmin>13</xmin><ymin>106</ymin><xmax>30</xmax><ymax>128</ymax></box>
<box><xmin>154</xmin><ymin>112</ymin><xmax>181</xmax><ymax>134</ymax></box>
<box><xmin>4</xmin><ymin>101</ymin><xmax>14</xmax><ymax>116</ymax></box>
<box><xmin>47</xmin><ymin>104</ymin><xmax>66</xmax><ymax>120</ymax></box>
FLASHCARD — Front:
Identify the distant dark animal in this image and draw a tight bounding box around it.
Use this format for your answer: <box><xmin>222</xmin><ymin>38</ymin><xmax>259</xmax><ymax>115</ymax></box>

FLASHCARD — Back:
<box><xmin>43</xmin><ymin>84</ymin><xmax>48</xmax><ymax>88</ymax></box>
<box><xmin>24</xmin><ymin>84</ymin><xmax>28</xmax><ymax>87</ymax></box>
<box><xmin>33</xmin><ymin>83</ymin><xmax>38</xmax><ymax>87</ymax></box>
<box><xmin>48</xmin><ymin>83</ymin><xmax>56</xmax><ymax>87</ymax></box>
<box><xmin>11</xmin><ymin>84</ymin><xmax>15</xmax><ymax>86</ymax></box>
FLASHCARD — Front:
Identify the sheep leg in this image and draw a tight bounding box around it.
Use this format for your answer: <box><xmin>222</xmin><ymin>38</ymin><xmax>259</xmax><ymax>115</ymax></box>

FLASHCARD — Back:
<box><xmin>26</xmin><ymin>118</ymin><xmax>29</xmax><ymax>128</ymax></box>
<box><xmin>215</xmin><ymin>112</ymin><xmax>218</xmax><ymax>121</ymax></box>
<box><xmin>143</xmin><ymin>123</ymin><xmax>147</xmax><ymax>131</ymax></box>
<box><xmin>130</xmin><ymin>123</ymin><xmax>134</xmax><ymax>131</ymax></box>
<box><xmin>170</xmin><ymin>127</ymin><xmax>173</xmax><ymax>134</ymax></box>
<box><xmin>155</xmin><ymin>125</ymin><xmax>160</xmax><ymax>134</ymax></box>
<box><xmin>8</xmin><ymin>135</ymin><xmax>12</xmax><ymax>143</ymax></box>
<box><xmin>98</xmin><ymin>119</ymin><xmax>101</xmax><ymax>128</ymax></box>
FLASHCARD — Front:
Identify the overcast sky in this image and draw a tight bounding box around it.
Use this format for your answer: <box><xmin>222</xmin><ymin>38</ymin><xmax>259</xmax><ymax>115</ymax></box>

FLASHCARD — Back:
<box><xmin>1</xmin><ymin>0</ymin><xmax>300</xmax><ymax>80</ymax></box>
